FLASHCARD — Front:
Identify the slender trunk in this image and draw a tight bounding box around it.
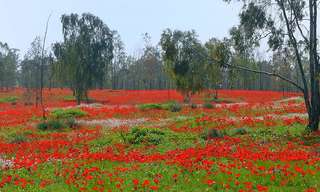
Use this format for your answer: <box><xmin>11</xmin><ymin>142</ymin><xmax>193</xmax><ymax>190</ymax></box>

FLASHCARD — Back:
<box><xmin>278</xmin><ymin>0</ymin><xmax>314</xmax><ymax>129</ymax></box>
<box><xmin>308</xmin><ymin>0</ymin><xmax>319</xmax><ymax>131</ymax></box>
<box><xmin>40</xmin><ymin>14</ymin><xmax>51</xmax><ymax>119</ymax></box>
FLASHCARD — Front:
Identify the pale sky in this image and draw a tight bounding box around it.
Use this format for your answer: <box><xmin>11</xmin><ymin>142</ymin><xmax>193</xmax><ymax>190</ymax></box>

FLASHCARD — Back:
<box><xmin>0</xmin><ymin>0</ymin><xmax>241</xmax><ymax>58</ymax></box>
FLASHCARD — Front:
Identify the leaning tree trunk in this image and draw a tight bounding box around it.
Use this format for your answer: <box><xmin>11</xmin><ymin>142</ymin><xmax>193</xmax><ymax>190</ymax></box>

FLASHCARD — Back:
<box><xmin>308</xmin><ymin>0</ymin><xmax>320</xmax><ymax>131</ymax></box>
<box><xmin>278</xmin><ymin>0</ymin><xmax>318</xmax><ymax>131</ymax></box>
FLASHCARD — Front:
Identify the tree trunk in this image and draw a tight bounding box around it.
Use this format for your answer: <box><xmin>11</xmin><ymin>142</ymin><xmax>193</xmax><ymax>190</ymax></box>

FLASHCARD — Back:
<box><xmin>308</xmin><ymin>0</ymin><xmax>320</xmax><ymax>131</ymax></box>
<box><xmin>277</xmin><ymin>0</ymin><xmax>317</xmax><ymax>131</ymax></box>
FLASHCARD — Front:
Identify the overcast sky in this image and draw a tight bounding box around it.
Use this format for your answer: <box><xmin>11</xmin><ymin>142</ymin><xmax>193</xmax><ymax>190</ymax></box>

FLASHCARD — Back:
<box><xmin>0</xmin><ymin>0</ymin><xmax>241</xmax><ymax>58</ymax></box>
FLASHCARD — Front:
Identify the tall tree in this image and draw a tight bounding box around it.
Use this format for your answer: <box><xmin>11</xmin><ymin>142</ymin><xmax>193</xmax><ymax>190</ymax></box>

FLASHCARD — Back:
<box><xmin>53</xmin><ymin>13</ymin><xmax>113</xmax><ymax>104</ymax></box>
<box><xmin>160</xmin><ymin>29</ymin><xmax>207</xmax><ymax>102</ymax></box>
<box><xmin>0</xmin><ymin>42</ymin><xmax>18</xmax><ymax>90</ymax></box>
<box><xmin>20</xmin><ymin>37</ymin><xmax>42</xmax><ymax>106</ymax></box>
<box><xmin>223</xmin><ymin>0</ymin><xmax>320</xmax><ymax>131</ymax></box>
<box><xmin>111</xmin><ymin>30</ymin><xmax>126</xmax><ymax>89</ymax></box>
<box><xmin>205</xmin><ymin>38</ymin><xmax>228</xmax><ymax>94</ymax></box>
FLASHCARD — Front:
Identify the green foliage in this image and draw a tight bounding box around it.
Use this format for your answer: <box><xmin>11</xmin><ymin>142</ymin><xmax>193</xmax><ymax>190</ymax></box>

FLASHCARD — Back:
<box><xmin>19</xmin><ymin>37</ymin><xmax>45</xmax><ymax>89</ymax></box>
<box><xmin>37</xmin><ymin>119</ymin><xmax>65</xmax><ymax>131</ymax></box>
<box><xmin>203</xmin><ymin>102</ymin><xmax>214</xmax><ymax>109</ymax></box>
<box><xmin>0</xmin><ymin>42</ymin><xmax>18</xmax><ymax>88</ymax></box>
<box><xmin>160</xmin><ymin>29</ymin><xmax>208</xmax><ymax>98</ymax></box>
<box><xmin>64</xmin><ymin>117</ymin><xmax>77</xmax><ymax>128</ymax></box>
<box><xmin>51</xmin><ymin>108</ymin><xmax>86</xmax><ymax>119</ymax></box>
<box><xmin>201</xmin><ymin>129</ymin><xmax>223</xmax><ymax>140</ymax></box>
<box><xmin>249</xmin><ymin>125</ymin><xmax>305</xmax><ymax>141</ymax></box>
<box><xmin>138</xmin><ymin>101</ymin><xmax>182</xmax><ymax>112</ymax></box>
<box><xmin>138</xmin><ymin>103</ymin><xmax>163</xmax><ymax>110</ymax></box>
<box><xmin>8</xmin><ymin>133</ymin><xmax>29</xmax><ymax>144</ymax></box>
<box><xmin>0</xmin><ymin>96</ymin><xmax>18</xmax><ymax>103</ymax></box>
<box><xmin>232</xmin><ymin>127</ymin><xmax>248</xmax><ymax>135</ymax></box>
<box><xmin>191</xmin><ymin>103</ymin><xmax>197</xmax><ymax>109</ymax></box>
<box><xmin>209</xmin><ymin>97</ymin><xmax>237</xmax><ymax>103</ymax></box>
<box><xmin>53</xmin><ymin>13</ymin><xmax>113</xmax><ymax>104</ymax></box>
<box><xmin>63</xmin><ymin>95</ymin><xmax>76</xmax><ymax>101</ymax></box>
<box><xmin>125</xmin><ymin>127</ymin><xmax>166</xmax><ymax>145</ymax></box>
<box><xmin>168</xmin><ymin>102</ymin><xmax>182</xmax><ymax>112</ymax></box>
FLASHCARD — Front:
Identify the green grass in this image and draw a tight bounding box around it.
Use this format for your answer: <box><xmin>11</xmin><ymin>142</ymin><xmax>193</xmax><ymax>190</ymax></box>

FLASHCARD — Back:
<box><xmin>63</xmin><ymin>95</ymin><xmax>76</xmax><ymax>101</ymax></box>
<box><xmin>51</xmin><ymin>108</ymin><xmax>87</xmax><ymax>119</ymax></box>
<box><xmin>138</xmin><ymin>101</ymin><xmax>182</xmax><ymax>112</ymax></box>
<box><xmin>0</xmin><ymin>96</ymin><xmax>18</xmax><ymax>103</ymax></box>
<box><xmin>1</xmin><ymin>157</ymin><xmax>318</xmax><ymax>192</ymax></box>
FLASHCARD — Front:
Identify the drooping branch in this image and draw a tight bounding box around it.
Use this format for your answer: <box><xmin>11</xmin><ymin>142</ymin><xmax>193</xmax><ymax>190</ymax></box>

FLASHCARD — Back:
<box><xmin>276</xmin><ymin>0</ymin><xmax>311</xmax><ymax>117</ymax></box>
<box><xmin>225</xmin><ymin>63</ymin><xmax>304</xmax><ymax>92</ymax></box>
<box><xmin>288</xmin><ymin>0</ymin><xmax>309</xmax><ymax>44</ymax></box>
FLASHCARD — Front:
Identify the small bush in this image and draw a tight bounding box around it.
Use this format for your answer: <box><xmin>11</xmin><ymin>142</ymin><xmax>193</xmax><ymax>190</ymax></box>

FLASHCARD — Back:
<box><xmin>126</xmin><ymin>127</ymin><xmax>165</xmax><ymax>145</ymax></box>
<box><xmin>203</xmin><ymin>102</ymin><xmax>214</xmax><ymax>109</ymax></box>
<box><xmin>0</xmin><ymin>96</ymin><xmax>18</xmax><ymax>103</ymax></box>
<box><xmin>63</xmin><ymin>95</ymin><xmax>76</xmax><ymax>101</ymax></box>
<box><xmin>37</xmin><ymin>119</ymin><xmax>67</xmax><ymax>131</ymax></box>
<box><xmin>65</xmin><ymin>117</ymin><xmax>77</xmax><ymax>128</ymax></box>
<box><xmin>168</xmin><ymin>102</ymin><xmax>182</xmax><ymax>112</ymax></box>
<box><xmin>233</xmin><ymin>127</ymin><xmax>248</xmax><ymax>135</ymax></box>
<box><xmin>138</xmin><ymin>102</ymin><xmax>182</xmax><ymax>112</ymax></box>
<box><xmin>208</xmin><ymin>97</ymin><xmax>237</xmax><ymax>104</ymax></box>
<box><xmin>51</xmin><ymin>108</ymin><xmax>87</xmax><ymax>119</ymax></box>
<box><xmin>191</xmin><ymin>103</ymin><xmax>197</xmax><ymax>109</ymax></box>
<box><xmin>37</xmin><ymin>121</ymin><xmax>49</xmax><ymax>131</ymax></box>
<box><xmin>8</xmin><ymin>133</ymin><xmax>28</xmax><ymax>144</ymax></box>
<box><xmin>138</xmin><ymin>103</ymin><xmax>163</xmax><ymax>110</ymax></box>
<box><xmin>201</xmin><ymin>129</ymin><xmax>223</xmax><ymax>140</ymax></box>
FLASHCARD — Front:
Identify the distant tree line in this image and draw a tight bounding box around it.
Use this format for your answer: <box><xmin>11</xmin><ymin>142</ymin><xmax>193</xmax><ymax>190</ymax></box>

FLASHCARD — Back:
<box><xmin>0</xmin><ymin>13</ymin><xmax>305</xmax><ymax>99</ymax></box>
<box><xmin>2</xmin><ymin>1</ymin><xmax>320</xmax><ymax>130</ymax></box>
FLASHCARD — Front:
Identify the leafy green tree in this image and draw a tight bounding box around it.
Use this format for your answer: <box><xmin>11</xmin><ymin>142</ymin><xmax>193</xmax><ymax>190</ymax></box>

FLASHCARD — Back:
<box><xmin>0</xmin><ymin>42</ymin><xmax>18</xmax><ymax>90</ymax></box>
<box><xmin>205</xmin><ymin>38</ymin><xmax>229</xmax><ymax>93</ymax></box>
<box><xmin>223</xmin><ymin>0</ymin><xmax>320</xmax><ymax>131</ymax></box>
<box><xmin>160</xmin><ymin>29</ymin><xmax>207</xmax><ymax>102</ymax></box>
<box><xmin>110</xmin><ymin>30</ymin><xmax>126</xmax><ymax>89</ymax></box>
<box><xmin>20</xmin><ymin>37</ymin><xmax>52</xmax><ymax>107</ymax></box>
<box><xmin>53</xmin><ymin>13</ymin><xmax>113</xmax><ymax>104</ymax></box>
<box><xmin>20</xmin><ymin>37</ymin><xmax>42</xmax><ymax>90</ymax></box>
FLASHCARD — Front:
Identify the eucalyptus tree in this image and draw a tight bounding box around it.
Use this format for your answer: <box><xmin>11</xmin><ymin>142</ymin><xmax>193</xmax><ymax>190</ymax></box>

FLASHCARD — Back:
<box><xmin>111</xmin><ymin>30</ymin><xmax>126</xmax><ymax>89</ymax></box>
<box><xmin>53</xmin><ymin>13</ymin><xmax>113</xmax><ymax>104</ymax></box>
<box><xmin>205</xmin><ymin>38</ymin><xmax>229</xmax><ymax>93</ymax></box>
<box><xmin>0</xmin><ymin>42</ymin><xmax>18</xmax><ymax>90</ymax></box>
<box><xmin>20</xmin><ymin>37</ymin><xmax>44</xmax><ymax>106</ymax></box>
<box><xmin>223</xmin><ymin>0</ymin><xmax>320</xmax><ymax>131</ymax></box>
<box><xmin>160</xmin><ymin>29</ymin><xmax>207</xmax><ymax>102</ymax></box>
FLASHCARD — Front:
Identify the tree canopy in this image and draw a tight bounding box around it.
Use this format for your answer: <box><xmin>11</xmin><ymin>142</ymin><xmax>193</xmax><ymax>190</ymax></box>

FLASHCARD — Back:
<box><xmin>160</xmin><ymin>29</ymin><xmax>209</xmax><ymax>102</ymax></box>
<box><xmin>53</xmin><ymin>13</ymin><xmax>114</xmax><ymax>104</ymax></box>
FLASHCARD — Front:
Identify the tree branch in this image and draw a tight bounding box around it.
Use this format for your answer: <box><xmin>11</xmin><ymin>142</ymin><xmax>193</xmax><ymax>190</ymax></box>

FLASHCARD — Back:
<box><xmin>225</xmin><ymin>63</ymin><xmax>304</xmax><ymax>92</ymax></box>
<box><xmin>288</xmin><ymin>0</ymin><xmax>309</xmax><ymax>44</ymax></box>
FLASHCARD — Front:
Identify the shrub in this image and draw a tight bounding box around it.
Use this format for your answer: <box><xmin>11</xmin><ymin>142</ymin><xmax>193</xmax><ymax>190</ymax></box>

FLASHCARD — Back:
<box><xmin>138</xmin><ymin>103</ymin><xmax>163</xmax><ymax>110</ymax></box>
<box><xmin>51</xmin><ymin>108</ymin><xmax>87</xmax><ymax>119</ymax></box>
<box><xmin>63</xmin><ymin>95</ymin><xmax>76</xmax><ymax>101</ymax></box>
<box><xmin>168</xmin><ymin>102</ymin><xmax>182</xmax><ymax>112</ymax></box>
<box><xmin>233</xmin><ymin>127</ymin><xmax>248</xmax><ymax>135</ymax></box>
<box><xmin>201</xmin><ymin>129</ymin><xmax>223</xmax><ymax>140</ymax></box>
<box><xmin>8</xmin><ymin>133</ymin><xmax>29</xmax><ymax>144</ymax></box>
<box><xmin>208</xmin><ymin>97</ymin><xmax>237</xmax><ymax>104</ymax></box>
<box><xmin>37</xmin><ymin>119</ymin><xmax>67</xmax><ymax>131</ymax></box>
<box><xmin>126</xmin><ymin>127</ymin><xmax>165</xmax><ymax>145</ymax></box>
<box><xmin>65</xmin><ymin>117</ymin><xmax>77</xmax><ymax>128</ymax></box>
<box><xmin>0</xmin><ymin>96</ymin><xmax>18</xmax><ymax>103</ymax></box>
<box><xmin>37</xmin><ymin>121</ymin><xmax>49</xmax><ymax>131</ymax></box>
<box><xmin>138</xmin><ymin>101</ymin><xmax>182</xmax><ymax>112</ymax></box>
<box><xmin>203</xmin><ymin>102</ymin><xmax>214</xmax><ymax>109</ymax></box>
<box><xmin>191</xmin><ymin>103</ymin><xmax>197</xmax><ymax>109</ymax></box>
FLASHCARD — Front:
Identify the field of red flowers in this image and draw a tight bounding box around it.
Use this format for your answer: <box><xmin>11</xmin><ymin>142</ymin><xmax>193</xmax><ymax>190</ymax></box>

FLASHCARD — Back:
<box><xmin>0</xmin><ymin>88</ymin><xmax>319</xmax><ymax>192</ymax></box>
